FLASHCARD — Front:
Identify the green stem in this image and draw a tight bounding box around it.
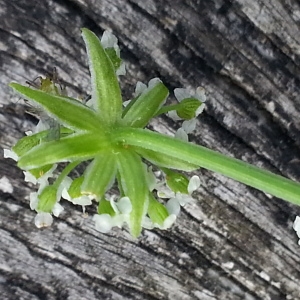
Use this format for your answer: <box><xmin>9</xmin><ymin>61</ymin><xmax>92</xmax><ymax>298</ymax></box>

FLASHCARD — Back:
<box><xmin>112</xmin><ymin>127</ymin><xmax>300</xmax><ymax>206</ymax></box>
<box><xmin>155</xmin><ymin>104</ymin><xmax>181</xmax><ymax>116</ymax></box>
<box><xmin>53</xmin><ymin>161</ymin><xmax>81</xmax><ymax>188</ymax></box>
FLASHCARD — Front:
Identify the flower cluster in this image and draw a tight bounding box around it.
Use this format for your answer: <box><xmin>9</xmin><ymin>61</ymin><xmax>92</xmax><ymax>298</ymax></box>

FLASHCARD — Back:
<box><xmin>5</xmin><ymin>29</ymin><xmax>205</xmax><ymax>237</ymax></box>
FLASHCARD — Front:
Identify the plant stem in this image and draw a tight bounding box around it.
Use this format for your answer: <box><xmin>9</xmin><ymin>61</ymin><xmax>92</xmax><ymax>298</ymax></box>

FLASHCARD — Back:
<box><xmin>113</xmin><ymin>127</ymin><xmax>300</xmax><ymax>206</ymax></box>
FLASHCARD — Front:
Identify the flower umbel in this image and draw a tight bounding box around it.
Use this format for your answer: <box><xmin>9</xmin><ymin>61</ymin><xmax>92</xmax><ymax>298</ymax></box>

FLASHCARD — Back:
<box><xmin>6</xmin><ymin>28</ymin><xmax>300</xmax><ymax>240</ymax></box>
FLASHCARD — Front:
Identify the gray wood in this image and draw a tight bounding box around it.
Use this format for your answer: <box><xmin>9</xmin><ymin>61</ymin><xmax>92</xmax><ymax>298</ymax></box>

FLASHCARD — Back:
<box><xmin>1</xmin><ymin>0</ymin><xmax>300</xmax><ymax>299</ymax></box>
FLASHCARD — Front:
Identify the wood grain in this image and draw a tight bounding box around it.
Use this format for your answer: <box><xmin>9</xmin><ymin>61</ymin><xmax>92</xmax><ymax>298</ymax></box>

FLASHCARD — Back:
<box><xmin>1</xmin><ymin>0</ymin><xmax>300</xmax><ymax>299</ymax></box>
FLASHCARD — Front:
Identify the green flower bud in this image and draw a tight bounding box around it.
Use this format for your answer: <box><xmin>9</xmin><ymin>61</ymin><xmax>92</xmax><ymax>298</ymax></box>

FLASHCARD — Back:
<box><xmin>68</xmin><ymin>176</ymin><xmax>84</xmax><ymax>198</ymax></box>
<box><xmin>164</xmin><ymin>169</ymin><xmax>189</xmax><ymax>194</ymax></box>
<box><xmin>97</xmin><ymin>197</ymin><xmax>116</xmax><ymax>216</ymax></box>
<box><xmin>37</xmin><ymin>185</ymin><xmax>57</xmax><ymax>213</ymax></box>
<box><xmin>176</xmin><ymin>98</ymin><xmax>202</xmax><ymax>120</ymax></box>
<box><xmin>148</xmin><ymin>194</ymin><xmax>169</xmax><ymax>226</ymax></box>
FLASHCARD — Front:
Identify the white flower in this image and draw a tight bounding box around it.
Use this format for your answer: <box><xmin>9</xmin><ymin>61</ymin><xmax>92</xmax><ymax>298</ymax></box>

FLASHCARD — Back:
<box><xmin>182</xmin><ymin>118</ymin><xmax>197</xmax><ymax>134</ymax></box>
<box><xmin>34</xmin><ymin>212</ymin><xmax>53</xmax><ymax>228</ymax></box>
<box><xmin>168</xmin><ymin>86</ymin><xmax>206</xmax><ymax>121</ymax></box>
<box><xmin>293</xmin><ymin>216</ymin><xmax>300</xmax><ymax>245</ymax></box>
<box><xmin>93</xmin><ymin>196</ymin><xmax>132</xmax><ymax>233</ymax></box>
<box><xmin>175</xmin><ymin>128</ymin><xmax>189</xmax><ymax>142</ymax></box>
<box><xmin>23</xmin><ymin>164</ymin><xmax>57</xmax><ymax>186</ymax></box>
<box><xmin>62</xmin><ymin>188</ymin><xmax>93</xmax><ymax>206</ymax></box>
<box><xmin>158</xmin><ymin>175</ymin><xmax>201</xmax><ymax>217</ymax></box>
<box><xmin>3</xmin><ymin>149</ymin><xmax>19</xmax><ymax>161</ymax></box>
<box><xmin>93</xmin><ymin>214</ymin><xmax>113</xmax><ymax>233</ymax></box>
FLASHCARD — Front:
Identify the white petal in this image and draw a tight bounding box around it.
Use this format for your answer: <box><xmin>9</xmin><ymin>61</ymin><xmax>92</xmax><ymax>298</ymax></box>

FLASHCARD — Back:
<box><xmin>188</xmin><ymin>175</ymin><xmax>201</xmax><ymax>194</ymax></box>
<box><xmin>142</xmin><ymin>216</ymin><xmax>154</xmax><ymax>229</ymax></box>
<box><xmin>175</xmin><ymin>128</ymin><xmax>189</xmax><ymax>142</ymax></box>
<box><xmin>157</xmin><ymin>186</ymin><xmax>175</xmax><ymax>199</ymax></box>
<box><xmin>293</xmin><ymin>216</ymin><xmax>300</xmax><ymax>232</ymax></box>
<box><xmin>52</xmin><ymin>203</ymin><xmax>64</xmax><ymax>217</ymax></box>
<box><xmin>167</xmin><ymin>110</ymin><xmax>181</xmax><ymax>121</ymax></box>
<box><xmin>35</xmin><ymin>212</ymin><xmax>53</xmax><ymax>228</ymax></box>
<box><xmin>175</xmin><ymin>193</ymin><xmax>193</xmax><ymax>206</ymax></box>
<box><xmin>195</xmin><ymin>87</ymin><xmax>206</xmax><ymax>102</ymax></box>
<box><xmin>195</xmin><ymin>103</ymin><xmax>205</xmax><ymax>116</ymax></box>
<box><xmin>25</xmin><ymin>130</ymin><xmax>33</xmax><ymax>136</ymax></box>
<box><xmin>111</xmin><ymin>214</ymin><xmax>126</xmax><ymax>227</ymax></box>
<box><xmin>3</xmin><ymin>149</ymin><xmax>19</xmax><ymax>161</ymax></box>
<box><xmin>174</xmin><ymin>88</ymin><xmax>190</xmax><ymax>102</ymax></box>
<box><xmin>166</xmin><ymin>198</ymin><xmax>181</xmax><ymax>216</ymax></box>
<box><xmin>72</xmin><ymin>195</ymin><xmax>93</xmax><ymax>206</ymax></box>
<box><xmin>134</xmin><ymin>81</ymin><xmax>147</xmax><ymax>97</ymax></box>
<box><xmin>117</xmin><ymin>197</ymin><xmax>132</xmax><ymax>214</ymax></box>
<box><xmin>61</xmin><ymin>188</ymin><xmax>71</xmax><ymax>201</ymax></box>
<box><xmin>148</xmin><ymin>77</ymin><xmax>162</xmax><ymax>89</ymax></box>
<box><xmin>101</xmin><ymin>30</ymin><xmax>118</xmax><ymax>49</ymax></box>
<box><xmin>23</xmin><ymin>171</ymin><xmax>37</xmax><ymax>184</ymax></box>
<box><xmin>116</xmin><ymin>63</ymin><xmax>126</xmax><ymax>76</ymax></box>
<box><xmin>182</xmin><ymin>119</ymin><xmax>197</xmax><ymax>134</ymax></box>
<box><xmin>93</xmin><ymin>214</ymin><xmax>113</xmax><ymax>233</ymax></box>
<box><xmin>160</xmin><ymin>214</ymin><xmax>177</xmax><ymax>229</ymax></box>
<box><xmin>29</xmin><ymin>192</ymin><xmax>39</xmax><ymax>210</ymax></box>
<box><xmin>123</xmin><ymin>100</ymin><xmax>131</xmax><ymax>107</ymax></box>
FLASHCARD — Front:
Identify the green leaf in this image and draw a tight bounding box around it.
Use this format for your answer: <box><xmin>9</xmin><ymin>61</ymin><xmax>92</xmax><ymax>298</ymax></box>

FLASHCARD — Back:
<box><xmin>134</xmin><ymin>147</ymin><xmax>198</xmax><ymax>171</ymax></box>
<box><xmin>81</xmin><ymin>153</ymin><xmax>117</xmax><ymax>198</ymax></box>
<box><xmin>10</xmin><ymin>83</ymin><xmax>103</xmax><ymax>132</ymax></box>
<box><xmin>18</xmin><ymin>133</ymin><xmax>110</xmax><ymax>169</ymax></box>
<box><xmin>122</xmin><ymin>80</ymin><xmax>169</xmax><ymax>128</ymax></box>
<box><xmin>81</xmin><ymin>28</ymin><xmax>122</xmax><ymax>125</ymax></box>
<box><xmin>116</xmin><ymin>149</ymin><xmax>149</xmax><ymax>237</ymax></box>
<box><xmin>148</xmin><ymin>194</ymin><xmax>169</xmax><ymax>226</ymax></box>
<box><xmin>12</xmin><ymin>128</ymin><xmax>73</xmax><ymax>157</ymax></box>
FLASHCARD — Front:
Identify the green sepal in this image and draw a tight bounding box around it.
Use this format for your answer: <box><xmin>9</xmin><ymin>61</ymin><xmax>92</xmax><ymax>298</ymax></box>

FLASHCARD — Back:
<box><xmin>29</xmin><ymin>164</ymin><xmax>53</xmax><ymax>179</ymax></box>
<box><xmin>18</xmin><ymin>133</ymin><xmax>110</xmax><ymax>169</ymax></box>
<box><xmin>177</xmin><ymin>98</ymin><xmax>202</xmax><ymax>119</ymax></box>
<box><xmin>81</xmin><ymin>153</ymin><xmax>117</xmax><ymax>198</ymax></box>
<box><xmin>163</xmin><ymin>168</ymin><xmax>189</xmax><ymax>194</ymax></box>
<box><xmin>81</xmin><ymin>28</ymin><xmax>122</xmax><ymax>125</ymax></box>
<box><xmin>105</xmin><ymin>48</ymin><xmax>122</xmax><ymax>72</ymax></box>
<box><xmin>148</xmin><ymin>194</ymin><xmax>169</xmax><ymax>226</ymax></box>
<box><xmin>68</xmin><ymin>177</ymin><xmax>84</xmax><ymax>198</ymax></box>
<box><xmin>122</xmin><ymin>81</ymin><xmax>169</xmax><ymax>128</ymax></box>
<box><xmin>10</xmin><ymin>83</ymin><xmax>103</xmax><ymax>132</ymax></box>
<box><xmin>37</xmin><ymin>185</ymin><xmax>57</xmax><ymax>213</ymax></box>
<box><xmin>97</xmin><ymin>197</ymin><xmax>116</xmax><ymax>216</ymax></box>
<box><xmin>116</xmin><ymin>149</ymin><xmax>149</xmax><ymax>237</ymax></box>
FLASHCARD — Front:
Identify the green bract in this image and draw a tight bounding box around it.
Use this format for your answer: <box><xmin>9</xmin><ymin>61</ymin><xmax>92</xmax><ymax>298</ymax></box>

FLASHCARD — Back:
<box><xmin>7</xmin><ymin>28</ymin><xmax>300</xmax><ymax>238</ymax></box>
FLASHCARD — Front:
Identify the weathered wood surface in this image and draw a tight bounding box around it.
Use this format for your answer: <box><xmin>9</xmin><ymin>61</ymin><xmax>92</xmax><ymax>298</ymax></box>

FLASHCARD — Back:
<box><xmin>1</xmin><ymin>0</ymin><xmax>300</xmax><ymax>299</ymax></box>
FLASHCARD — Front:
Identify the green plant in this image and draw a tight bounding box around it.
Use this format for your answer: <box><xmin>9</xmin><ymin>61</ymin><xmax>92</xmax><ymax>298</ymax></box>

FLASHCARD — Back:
<box><xmin>5</xmin><ymin>28</ymin><xmax>300</xmax><ymax>238</ymax></box>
